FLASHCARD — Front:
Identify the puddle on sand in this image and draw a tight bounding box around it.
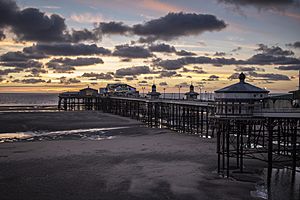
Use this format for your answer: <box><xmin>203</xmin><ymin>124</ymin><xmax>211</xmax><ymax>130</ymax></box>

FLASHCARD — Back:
<box><xmin>0</xmin><ymin>127</ymin><xmax>128</xmax><ymax>143</ymax></box>
<box><xmin>251</xmin><ymin>167</ymin><xmax>300</xmax><ymax>200</ymax></box>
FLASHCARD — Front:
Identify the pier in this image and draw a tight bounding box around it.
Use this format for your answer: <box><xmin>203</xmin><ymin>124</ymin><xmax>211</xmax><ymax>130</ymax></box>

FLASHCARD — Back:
<box><xmin>58</xmin><ymin>74</ymin><xmax>300</xmax><ymax>183</ymax></box>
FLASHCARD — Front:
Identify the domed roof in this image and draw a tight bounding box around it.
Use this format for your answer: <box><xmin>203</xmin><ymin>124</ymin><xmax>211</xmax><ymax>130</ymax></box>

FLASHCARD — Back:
<box><xmin>215</xmin><ymin>73</ymin><xmax>269</xmax><ymax>94</ymax></box>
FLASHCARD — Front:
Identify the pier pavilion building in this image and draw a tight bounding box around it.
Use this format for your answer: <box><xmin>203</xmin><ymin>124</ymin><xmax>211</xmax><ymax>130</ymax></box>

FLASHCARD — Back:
<box><xmin>214</xmin><ymin>72</ymin><xmax>269</xmax><ymax>117</ymax></box>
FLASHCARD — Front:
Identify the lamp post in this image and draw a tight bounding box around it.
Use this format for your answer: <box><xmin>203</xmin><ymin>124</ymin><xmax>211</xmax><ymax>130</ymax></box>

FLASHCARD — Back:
<box><xmin>178</xmin><ymin>86</ymin><xmax>182</xmax><ymax>99</ymax></box>
<box><xmin>142</xmin><ymin>87</ymin><xmax>145</xmax><ymax>97</ymax></box>
<box><xmin>199</xmin><ymin>86</ymin><xmax>202</xmax><ymax>101</ymax></box>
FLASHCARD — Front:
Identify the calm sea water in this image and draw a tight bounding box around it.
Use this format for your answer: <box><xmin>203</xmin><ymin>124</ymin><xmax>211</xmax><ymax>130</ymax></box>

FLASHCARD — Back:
<box><xmin>0</xmin><ymin>93</ymin><xmax>59</xmax><ymax>106</ymax></box>
<box><xmin>0</xmin><ymin>93</ymin><xmax>215</xmax><ymax>106</ymax></box>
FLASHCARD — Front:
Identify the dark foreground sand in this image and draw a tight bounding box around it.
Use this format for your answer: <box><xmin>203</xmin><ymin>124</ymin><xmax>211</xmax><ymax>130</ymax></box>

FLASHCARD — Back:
<box><xmin>0</xmin><ymin>111</ymin><xmax>260</xmax><ymax>200</ymax></box>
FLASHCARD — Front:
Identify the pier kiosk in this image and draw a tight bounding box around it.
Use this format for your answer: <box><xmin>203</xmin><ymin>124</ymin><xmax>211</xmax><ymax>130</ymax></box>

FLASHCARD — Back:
<box><xmin>185</xmin><ymin>84</ymin><xmax>199</xmax><ymax>100</ymax></box>
<box><xmin>147</xmin><ymin>84</ymin><xmax>161</xmax><ymax>100</ymax></box>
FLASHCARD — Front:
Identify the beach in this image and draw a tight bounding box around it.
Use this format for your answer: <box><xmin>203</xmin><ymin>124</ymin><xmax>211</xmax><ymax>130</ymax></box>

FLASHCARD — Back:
<box><xmin>0</xmin><ymin>111</ymin><xmax>265</xmax><ymax>200</ymax></box>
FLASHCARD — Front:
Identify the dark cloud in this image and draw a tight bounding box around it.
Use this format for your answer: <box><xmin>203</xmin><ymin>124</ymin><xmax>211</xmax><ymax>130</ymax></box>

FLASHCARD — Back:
<box><xmin>175</xmin><ymin>50</ymin><xmax>196</xmax><ymax>56</ymax></box>
<box><xmin>46</xmin><ymin>62</ymin><xmax>75</xmax><ymax>73</ymax></box>
<box><xmin>0</xmin><ymin>30</ymin><xmax>5</xmax><ymax>40</ymax></box>
<box><xmin>98</xmin><ymin>22</ymin><xmax>131</xmax><ymax>35</ymax></box>
<box><xmin>149</xmin><ymin>43</ymin><xmax>176</xmax><ymax>53</ymax></box>
<box><xmin>69</xmin><ymin>29</ymin><xmax>101</xmax><ymax>43</ymax></box>
<box><xmin>287</xmin><ymin>41</ymin><xmax>300</xmax><ymax>49</ymax></box>
<box><xmin>120</xmin><ymin>58</ymin><xmax>132</xmax><ymax>62</ymax></box>
<box><xmin>25</xmin><ymin>68</ymin><xmax>47</xmax><ymax>77</ymax></box>
<box><xmin>24</xmin><ymin>43</ymin><xmax>111</xmax><ymax>56</ymax></box>
<box><xmin>13</xmin><ymin>78</ymin><xmax>46</xmax><ymax>84</ymax></box>
<box><xmin>157</xmin><ymin>50</ymin><xmax>300</xmax><ymax>70</ymax></box>
<box><xmin>228</xmin><ymin>71</ymin><xmax>291</xmax><ymax>81</ymax></box>
<box><xmin>82</xmin><ymin>72</ymin><xmax>114</xmax><ymax>80</ymax></box>
<box><xmin>247</xmin><ymin>54</ymin><xmax>300</xmax><ymax>65</ymax></box>
<box><xmin>248</xmin><ymin>71</ymin><xmax>290</xmax><ymax>81</ymax></box>
<box><xmin>231</xmin><ymin>46</ymin><xmax>242</xmax><ymax>52</ymax></box>
<box><xmin>206</xmin><ymin>75</ymin><xmax>219</xmax><ymax>81</ymax></box>
<box><xmin>256</xmin><ymin>44</ymin><xmax>294</xmax><ymax>56</ymax></box>
<box><xmin>0</xmin><ymin>60</ymin><xmax>43</xmax><ymax>69</ymax></box>
<box><xmin>115</xmin><ymin>66</ymin><xmax>152</xmax><ymax>77</ymax></box>
<box><xmin>0</xmin><ymin>0</ymin><xmax>100</xmax><ymax>42</ymax></box>
<box><xmin>159</xmin><ymin>82</ymin><xmax>168</xmax><ymax>86</ymax></box>
<box><xmin>0</xmin><ymin>68</ymin><xmax>22</xmax><ymax>75</ymax></box>
<box><xmin>113</xmin><ymin>45</ymin><xmax>153</xmax><ymax>58</ymax></box>
<box><xmin>235</xmin><ymin>66</ymin><xmax>265</xmax><ymax>72</ymax></box>
<box><xmin>181</xmin><ymin>66</ymin><xmax>207</xmax><ymax>74</ymax></box>
<box><xmin>50</xmin><ymin>57</ymin><xmax>103</xmax><ymax>66</ymax></box>
<box><xmin>218</xmin><ymin>0</ymin><xmax>298</xmax><ymax>10</ymax></box>
<box><xmin>214</xmin><ymin>52</ymin><xmax>226</xmax><ymax>56</ymax></box>
<box><xmin>132</xmin><ymin>12</ymin><xmax>226</xmax><ymax>42</ymax></box>
<box><xmin>276</xmin><ymin>65</ymin><xmax>300</xmax><ymax>71</ymax></box>
<box><xmin>0</xmin><ymin>51</ymin><xmax>47</xmax><ymax>62</ymax></box>
<box><xmin>158</xmin><ymin>70</ymin><xmax>177</xmax><ymax>78</ymax></box>
<box><xmin>59</xmin><ymin>77</ymin><xmax>81</xmax><ymax>84</ymax></box>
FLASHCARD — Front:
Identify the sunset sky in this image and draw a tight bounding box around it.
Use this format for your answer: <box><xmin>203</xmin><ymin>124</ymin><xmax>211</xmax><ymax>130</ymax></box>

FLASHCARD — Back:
<box><xmin>0</xmin><ymin>0</ymin><xmax>300</xmax><ymax>93</ymax></box>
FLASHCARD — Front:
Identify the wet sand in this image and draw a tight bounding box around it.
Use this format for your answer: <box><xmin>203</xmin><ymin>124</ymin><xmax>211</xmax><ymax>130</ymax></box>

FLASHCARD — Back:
<box><xmin>0</xmin><ymin>111</ymin><xmax>260</xmax><ymax>200</ymax></box>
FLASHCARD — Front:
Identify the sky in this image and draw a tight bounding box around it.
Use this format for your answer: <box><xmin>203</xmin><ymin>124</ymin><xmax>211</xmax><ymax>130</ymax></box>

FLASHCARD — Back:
<box><xmin>0</xmin><ymin>0</ymin><xmax>300</xmax><ymax>93</ymax></box>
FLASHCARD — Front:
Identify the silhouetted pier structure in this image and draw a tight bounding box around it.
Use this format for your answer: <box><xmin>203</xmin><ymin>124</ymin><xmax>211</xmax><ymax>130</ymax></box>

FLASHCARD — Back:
<box><xmin>58</xmin><ymin>77</ymin><xmax>300</xmax><ymax>184</ymax></box>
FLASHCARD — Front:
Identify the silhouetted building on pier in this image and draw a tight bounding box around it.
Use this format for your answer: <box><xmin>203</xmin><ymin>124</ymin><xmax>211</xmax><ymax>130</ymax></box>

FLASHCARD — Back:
<box><xmin>100</xmin><ymin>83</ymin><xmax>139</xmax><ymax>97</ymax></box>
<box><xmin>214</xmin><ymin>72</ymin><xmax>269</xmax><ymax>117</ymax></box>
<box><xmin>147</xmin><ymin>84</ymin><xmax>161</xmax><ymax>100</ymax></box>
<box><xmin>185</xmin><ymin>84</ymin><xmax>199</xmax><ymax>100</ymax></box>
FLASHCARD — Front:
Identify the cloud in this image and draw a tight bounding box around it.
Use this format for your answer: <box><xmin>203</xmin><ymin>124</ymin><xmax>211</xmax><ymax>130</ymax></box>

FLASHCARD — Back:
<box><xmin>0</xmin><ymin>68</ymin><xmax>22</xmax><ymax>75</ymax></box>
<box><xmin>115</xmin><ymin>66</ymin><xmax>152</xmax><ymax>77</ymax></box>
<box><xmin>13</xmin><ymin>78</ymin><xmax>46</xmax><ymax>84</ymax></box>
<box><xmin>248</xmin><ymin>71</ymin><xmax>290</xmax><ymax>81</ymax></box>
<box><xmin>0</xmin><ymin>60</ymin><xmax>43</xmax><ymax>69</ymax></box>
<box><xmin>158</xmin><ymin>70</ymin><xmax>177</xmax><ymax>78</ymax></box>
<box><xmin>46</xmin><ymin>62</ymin><xmax>75</xmax><ymax>73</ymax></box>
<box><xmin>82</xmin><ymin>72</ymin><xmax>114</xmax><ymax>80</ymax></box>
<box><xmin>49</xmin><ymin>57</ymin><xmax>104</xmax><ymax>66</ymax></box>
<box><xmin>218</xmin><ymin>0</ymin><xmax>298</xmax><ymax>10</ymax></box>
<box><xmin>175</xmin><ymin>50</ymin><xmax>196</xmax><ymax>56</ymax></box>
<box><xmin>157</xmin><ymin>48</ymin><xmax>300</xmax><ymax>70</ymax></box>
<box><xmin>205</xmin><ymin>75</ymin><xmax>219</xmax><ymax>81</ymax></box>
<box><xmin>159</xmin><ymin>81</ymin><xmax>168</xmax><ymax>86</ymax></box>
<box><xmin>25</xmin><ymin>68</ymin><xmax>47</xmax><ymax>77</ymax></box>
<box><xmin>98</xmin><ymin>22</ymin><xmax>131</xmax><ymax>35</ymax></box>
<box><xmin>287</xmin><ymin>41</ymin><xmax>300</xmax><ymax>48</ymax></box>
<box><xmin>132</xmin><ymin>12</ymin><xmax>226</xmax><ymax>41</ymax></box>
<box><xmin>181</xmin><ymin>66</ymin><xmax>207</xmax><ymax>74</ymax></box>
<box><xmin>113</xmin><ymin>45</ymin><xmax>153</xmax><ymax>58</ymax></box>
<box><xmin>149</xmin><ymin>43</ymin><xmax>176</xmax><ymax>53</ymax></box>
<box><xmin>276</xmin><ymin>65</ymin><xmax>300</xmax><ymax>70</ymax></box>
<box><xmin>247</xmin><ymin>54</ymin><xmax>300</xmax><ymax>65</ymax></box>
<box><xmin>0</xmin><ymin>30</ymin><xmax>5</xmax><ymax>40</ymax></box>
<box><xmin>231</xmin><ymin>46</ymin><xmax>242</xmax><ymax>52</ymax></box>
<box><xmin>0</xmin><ymin>51</ymin><xmax>47</xmax><ymax>62</ymax></box>
<box><xmin>24</xmin><ymin>43</ymin><xmax>111</xmax><ymax>56</ymax></box>
<box><xmin>214</xmin><ymin>52</ymin><xmax>226</xmax><ymax>56</ymax></box>
<box><xmin>235</xmin><ymin>66</ymin><xmax>265</xmax><ymax>72</ymax></box>
<box><xmin>0</xmin><ymin>0</ymin><xmax>101</xmax><ymax>42</ymax></box>
<box><xmin>256</xmin><ymin>44</ymin><xmax>294</xmax><ymax>56</ymax></box>
<box><xmin>59</xmin><ymin>77</ymin><xmax>81</xmax><ymax>84</ymax></box>
<box><xmin>229</xmin><ymin>71</ymin><xmax>291</xmax><ymax>81</ymax></box>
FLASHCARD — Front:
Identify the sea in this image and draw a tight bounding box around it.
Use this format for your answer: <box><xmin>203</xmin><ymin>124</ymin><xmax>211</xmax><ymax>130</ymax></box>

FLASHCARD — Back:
<box><xmin>0</xmin><ymin>93</ymin><xmax>216</xmax><ymax>106</ymax></box>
